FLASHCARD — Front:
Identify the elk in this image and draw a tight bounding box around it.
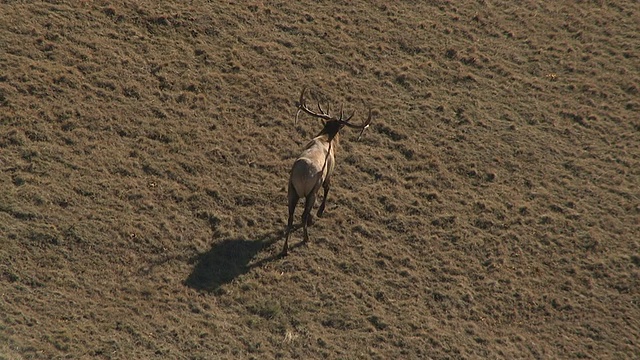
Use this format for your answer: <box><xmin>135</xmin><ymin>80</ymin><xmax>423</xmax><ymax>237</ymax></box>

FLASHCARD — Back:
<box><xmin>282</xmin><ymin>87</ymin><xmax>372</xmax><ymax>255</ymax></box>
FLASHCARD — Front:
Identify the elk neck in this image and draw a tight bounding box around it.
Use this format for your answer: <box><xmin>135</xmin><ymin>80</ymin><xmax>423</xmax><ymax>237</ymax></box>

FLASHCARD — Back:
<box><xmin>317</xmin><ymin>120</ymin><xmax>342</xmax><ymax>145</ymax></box>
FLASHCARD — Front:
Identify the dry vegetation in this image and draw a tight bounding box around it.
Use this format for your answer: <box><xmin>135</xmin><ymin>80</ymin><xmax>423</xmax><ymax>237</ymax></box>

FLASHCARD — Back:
<box><xmin>1</xmin><ymin>1</ymin><xmax>639</xmax><ymax>359</ymax></box>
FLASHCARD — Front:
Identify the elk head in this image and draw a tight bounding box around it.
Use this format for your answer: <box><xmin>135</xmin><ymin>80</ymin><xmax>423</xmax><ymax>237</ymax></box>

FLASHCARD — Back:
<box><xmin>295</xmin><ymin>87</ymin><xmax>371</xmax><ymax>143</ymax></box>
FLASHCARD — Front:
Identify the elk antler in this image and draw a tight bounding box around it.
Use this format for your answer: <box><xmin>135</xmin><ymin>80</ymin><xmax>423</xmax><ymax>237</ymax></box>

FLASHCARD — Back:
<box><xmin>342</xmin><ymin>108</ymin><xmax>372</xmax><ymax>141</ymax></box>
<box><xmin>295</xmin><ymin>87</ymin><xmax>371</xmax><ymax>140</ymax></box>
<box><xmin>296</xmin><ymin>87</ymin><xmax>356</xmax><ymax>123</ymax></box>
<box><xmin>295</xmin><ymin>87</ymin><xmax>334</xmax><ymax>124</ymax></box>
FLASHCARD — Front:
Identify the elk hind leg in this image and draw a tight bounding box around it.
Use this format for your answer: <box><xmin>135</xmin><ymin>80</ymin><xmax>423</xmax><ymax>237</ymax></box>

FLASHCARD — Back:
<box><xmin>282</xmin><ymin>182</ymin><xmax>299</xmax><ymax>256</ymax></box>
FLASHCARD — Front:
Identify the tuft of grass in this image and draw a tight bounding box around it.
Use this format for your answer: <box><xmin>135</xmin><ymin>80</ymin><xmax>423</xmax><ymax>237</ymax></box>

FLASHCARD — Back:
<box><xmin>247</xmin><ymin>299</ymin><xmax>282</xmax><ymax>320</ymax></box>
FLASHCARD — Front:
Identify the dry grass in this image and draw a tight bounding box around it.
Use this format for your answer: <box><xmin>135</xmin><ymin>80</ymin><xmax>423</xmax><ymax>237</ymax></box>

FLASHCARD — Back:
<box><xmin>1</xmin><ymin>1</ymin><xmax>639</xmax><ymax>359</ymax></box>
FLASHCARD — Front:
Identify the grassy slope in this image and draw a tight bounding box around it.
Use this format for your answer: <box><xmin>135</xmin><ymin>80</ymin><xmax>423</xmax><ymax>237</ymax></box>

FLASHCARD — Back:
<box><xmin>1</xmin><ymin>1</ymin><xmax>638</xmax><ymax>359</ymax></box>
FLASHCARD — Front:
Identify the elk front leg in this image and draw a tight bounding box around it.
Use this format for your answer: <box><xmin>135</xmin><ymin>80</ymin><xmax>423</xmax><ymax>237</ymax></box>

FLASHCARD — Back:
<box><xmin>317</xmin><ymin>177</ymin><xmax>331</xmax><ymax>218</ymax></box>
<box><xmin>283</xmin><ymin>182</ymin><xmax>299</xmax><ymax>256</ymax></box>
<box><xmin>301</xmin><ymin>192</ymin><xmax>317</xmax><ymax>243</ymax></box>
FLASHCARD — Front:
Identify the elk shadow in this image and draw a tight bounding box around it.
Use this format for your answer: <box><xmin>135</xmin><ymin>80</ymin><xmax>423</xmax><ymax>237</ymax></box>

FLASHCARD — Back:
<box><xmin>184</xmin><ymin>225</ymin><xmax>302</xmax><ymax>293</ymax></box>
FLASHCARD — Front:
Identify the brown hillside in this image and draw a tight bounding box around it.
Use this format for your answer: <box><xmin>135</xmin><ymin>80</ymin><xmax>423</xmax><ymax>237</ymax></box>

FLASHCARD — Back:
<box><xmin>1</xmin><ymin>1</ymin><xmax>638</xmax><ymax>359</ymax></box>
